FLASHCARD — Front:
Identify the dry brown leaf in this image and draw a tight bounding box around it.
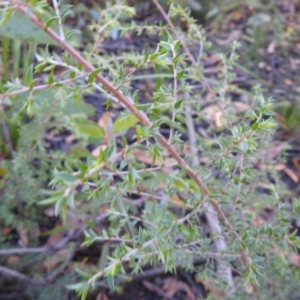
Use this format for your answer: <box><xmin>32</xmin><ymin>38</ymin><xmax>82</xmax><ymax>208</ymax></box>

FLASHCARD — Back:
<box><xmin>229</xmin><ymin>10</ymin><xmax>244</xmax><ymax>21</ymax></box>
<box><xmin>258</xmin><ymin>61</ymin><xmax>266</xmax><ymax>69</ymax></box>
<box><xmin>215</xmin><ymin>30</ymin><xmax>241</xmax><ymax>45</ymax></box>
<box><xmin>289</xmin><ymin>58</ymin><xmax>300</xmax><ymax>72</ymax></box>
<box><xmin>289</xmin><ymin>253</ymin><xmax>300</xmax><ymax>268</ymax></box>
<box><xmin>131</xmin><ymin>149</ymin><xmax>176</xmax><ymax>167</ymax></box>
<box><xmin>284</xmin><ymin>78</ymin><xmax>293</xmax><ymax>86</ymax></box>
<box><xmin>6</xmin><ymin>256</ymin><xmax>20</xmax><ymax>265</ymax></box>
<box><xmin>245</xmin><ymin>282</ymin><xmax>255</xmax><ymax>294</ymax></box>
<box><xmin>196</xmin><ymin>278</ymin><xmax>225</xmax><ymax>298</ymax></box>
<box><xmin>44</xmin><ymin>229</ymin><xmax>65</xmax><ymax>248</ymax></box>
<box><xmin>204</xmin><ymin>66</ymin><xmax>222</xmax><ymax>74</ymax></box>
<box><xmin>275</xmin><ymin>163</ymin><xmax>286</xmax><ymax>171</ymax></box>
<box><xmin>90</xmin><ymin>111</ymin><xmax>114</xmax><ymax>157</ymax></box>
<box><xmin>96</xmin><ymin>291</ymin><xmax>110</xmax><ymax>300</ymax></box>
<box><xmin>204</xmin><ymin>54</ymin><xmax>221</xmax><ymax>65</ymax></box>
<box><xmin>17</xmin><ymin>224</ymin><xmax>28</xmax><ymax>247</ymax></box>
<box><xmin>42</xmin><ymin>249</ymin><xmax>70</xmax><ymax>271</ymax></box>
<box><xmin>44</xmin><ymin>207</ymin><xmax>55</xmax><ymax>217</ymax></box>
<box><xmin>1</xmin><ymin>227</ymin><xmax>12</xmax><ymax>235</ymax></box>
<box><xmin>232</xmin><ymin>101</ymin><xmax>250</xmax><ymax>115</ymax></box>
<box><xmin>201</xmin><ymin>104</ymin><xmax>225</xmax><ymax>129</ymax></box>
<box><xmin>98</xmin><ymin>111</ymin><xmax>113</xmax><ymax>145</ymax></box>
<box><xmin>264</xmin><ymin>144</ymin><xmax>284</xmax><ymax>161</ymax></box>
<box><xmin>267</xmin><ymin>41</ymin><xmax>277</xmax><ymax>53</ymax></box>
<box><xmin>292</xmin><ymin>157</ymin><xmax>300</xmax><ymax>170</ymax></box>
<box><xmin>65</xmin><ymin>134</ymin><xmax>76</xmax><ymax>143</ymax></box>
<box><xmin>92</xmin><ymin>144</ymin><xmax>107</xmax><ymax>157</ymax></box>
<box><xmin>162</xmin><ymin>277</ymin><xmax>195</xmax><ymax>300</ymax></box>
<box><xmin>252</xmin><ymin>215</ymin><xmax>266</xmax><ymax>227</ymax></box>
<box><xmin>282</xmin><ymin>166</ymin><xmax>299</xmax><ymax>183</ymax></box>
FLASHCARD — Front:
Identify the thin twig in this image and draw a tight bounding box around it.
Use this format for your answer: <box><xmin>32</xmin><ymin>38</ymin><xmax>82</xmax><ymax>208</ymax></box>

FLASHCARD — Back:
<box><xmin>151</xmin><ymin>0</ymin><xmax>196</xmax><ymax>64</ymax></box>
<box><xmin>168</xmin><ymin>45</ymin><xmax>178</xmax><ymax>143</ymax></box>
<box><xmin>0</xmin><ymin>78</ymin><xmax>77</xmax><ymax>101</ymax></box>
<box><xmin>184</xmin><ymin>92</ymin><xmax>234</xmax><ymax>288</ymax></box>
<box><xmin>0</xmin><ymin>248</ymin><xmax>74</xmax><ymax>285</ymax></box>
<box><xmin>51</xmin><ymin>0</ymin><xmax>65</xmax><ymax>41</ymax></box>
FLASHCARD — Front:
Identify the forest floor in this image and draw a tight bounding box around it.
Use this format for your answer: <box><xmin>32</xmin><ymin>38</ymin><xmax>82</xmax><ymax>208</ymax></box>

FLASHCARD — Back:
<box><xmin>1</xmin><ymin>1</ymin><xmax>300</xmax><ymax>300</ymax></box>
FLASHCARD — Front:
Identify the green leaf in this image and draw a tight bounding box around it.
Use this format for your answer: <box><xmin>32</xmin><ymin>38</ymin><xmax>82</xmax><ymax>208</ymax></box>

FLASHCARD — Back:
<box><xmin>135</xmin><ymin>125</ymin><xmax>143</xmax><ymax>138</ymax></box>
<box><xmin>113</xmin><ymin>114</ymin><xmax>139</xmax><ymax>133</ymax></box>
<box><xmin>54</xmin><ymin>170</ymin><xmax>77</xmax><ymax>183</ymax></box>
<box><xmin>106</xmin><ymin>275</ymin><xmax>115</xmax><ymax>290</ymax></box>
<box><xmin>159</xmin><ymin>41</ymin><xmax>172</xmax><ymax>51</ymax></box>
<box><xmin>0</xmin><ymin>11</ymin><xmax>57</xmax><ymax>44</ymax></box>
<box><xmin>138</xmin><ymin>227</ymin><xmax>145</xmax><ymax>244</ymax></box>
<box><xmin>45</xmin><ymin>16</ymin><xmax>58</xmax><ymax>29</ymax></box>
<box><xmin>104</xmin><ymin>143</ymin><xmax>115</xmax><ymax>160</ymax></box>
<box><xmin>150</xmin><ymin>53</ymin><xmax>160</xmax><ymax>61</ymax></box>
<box><xmin>67</xmin><ymin>192</ymin><xmax>75</xmax><ymax>209</ymax></box>
<box><xmin>72</xmin><ymin>118</ymin><xmax>105</xmax><ymax>140</ymax></box>
<box><xmin>176</xmin><ymin>70</ymin><xmax>185</xmax><ymax>80</ymax></box>
<box><xmin>174</xmin><ymin>99</ymin><xmax>183</xmax><ymax>109</ymax></box>
<box><xmin>251</xmin><ymin>122</ymin><xmax>259</xmax><ymax>130</ymax></box>
<box><xmin>240</xmin><ymin>141</ymin><xmax>248</xmax><ymax>153</ymax></box>
<box><xmin>0</xmin><ymin>7</ymin><xmax>14</xmax><ymax>26</ymax></box>
<box><xmin>88</xmin><ymin>68</ymin><xmax>103</xmax><ymax>83</ymax></box>
<box><xmin>38</xmin><ymin>194</ymin><xmax>64</xmax><ymax>206</ymax></box>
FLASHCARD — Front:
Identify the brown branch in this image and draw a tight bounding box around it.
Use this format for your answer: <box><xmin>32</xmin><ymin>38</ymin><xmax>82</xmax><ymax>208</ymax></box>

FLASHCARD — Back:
<box><xmin>13</xmin><ymin>2</ymin><xmax>251</xmax><ymax>272</ymax></box>
<box><xmin>151</xmin><ymin>0</ymin><xmax>196</xmax><ymax>64</ymax></box>
<box><xmin>0</xmin><ymin>249</ymin><xmax>74</xmax><ymax>285</ymax></box>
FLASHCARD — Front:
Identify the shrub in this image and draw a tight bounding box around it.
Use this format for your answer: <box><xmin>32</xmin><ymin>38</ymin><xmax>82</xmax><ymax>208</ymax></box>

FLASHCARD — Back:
<box><xmin>0</xmin><ymin>1</ymin><xmax>299</xmax><ymax>299</ymax></box>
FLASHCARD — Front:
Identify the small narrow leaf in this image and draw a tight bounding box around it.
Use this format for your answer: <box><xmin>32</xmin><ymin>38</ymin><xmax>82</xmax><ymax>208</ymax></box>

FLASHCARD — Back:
<box><xmin>176</xmin><ymin>70</ymin><xmax>185</xmax><ymax>80</ymax></box>
<box><xmin>113</xmin><ymin>114</ymin><xmax>139</xmax><ymax>133</ymax></box>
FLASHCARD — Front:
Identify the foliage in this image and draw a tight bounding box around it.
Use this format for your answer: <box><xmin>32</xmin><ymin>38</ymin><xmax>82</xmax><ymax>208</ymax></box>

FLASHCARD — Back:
<box><xmin>0</xmin><ymin>1</ymin><xmax>299</xmax><ymax>300</ymax></box>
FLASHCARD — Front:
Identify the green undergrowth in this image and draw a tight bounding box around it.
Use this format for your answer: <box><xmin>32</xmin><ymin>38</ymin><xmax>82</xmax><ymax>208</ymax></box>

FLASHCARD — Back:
<box><xmin>0</xmin><ymin>1</ymin><xmax>300</xmax><ymax>300</ymax></box>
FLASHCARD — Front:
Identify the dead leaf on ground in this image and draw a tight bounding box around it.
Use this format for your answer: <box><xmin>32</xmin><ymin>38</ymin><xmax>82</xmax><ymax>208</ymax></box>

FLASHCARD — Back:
<box><xmin>274</xmin><ymin>163</ymin><xmax>286</xmax><ymax>171</ymax></box>
<box><xmin>17</xmin><ymin>224</ymin><xmax>28</xmax><ymax>247</ymax></box>
<box><xmin>232</xmin><ymin>101</ymin><xmax>250</xmax><ymax>115</ymax></box>
<box><xmin>284</xmin><ymin>78</ymin><xmax>293</xmax><ymax>86</ymax></box>
<box><xmin>196</xmin><ymin>278</ymin><xmax>225</xmax><ymax>298</ymax></box>
<box><xmin>162</xmin><ymin>277</ymin><xmax>195</xmax><ymax>300</ymax></box>
<box><xmin>6</xmin><ymin>255</ymin><xmax>20</xmax><ymax>265</ymax></box>
<box><xmin>261</xmin><ymin>143</ymin><xmax>285</xmax><ymax>162</ymax></box>
<box><xmin>282</xmin><ymin>166</ymin><xmax>299</xmax><ymax>183</ymax></box>
<box><xmin>43</xmin><ymin>228</ymin><xmax>65</xmax><ymax>248</ymax></box>
<box><xmin>91</xmin><ymin>111</ymin><xmax>114</xmax><ymax>157</ymax></box>
<box><xmin>228</xmin><ymin>10</ymin><xmax>244</xmax><ymax>21</ymax></box>
<box><xmin>131</xmin><ymin>149</ymin><xmax>176</xmax><ymax>167</ymax></box>
<box><xmin>204</xmin><ymin>54</ymin><xmax>221</xmax><ymax>66</ymax></box>
<box><xmin>292</xmin><ymin>157</ymin><xmax>300</xmax><ymax>170</ymax></box>
<box><xmin>288</xmin><ymin>253</ymin><xmax>300</xmax><ymax>268</ymax></box>
<box><xmin>201</xmin><ymin>104</ymin><xmax>225</xmax><ymax>129</ymax></box>
<box><xmin>267</xmin><ymin>41</ymin><xmax>277</xmax><ymax>53</ymax></box>
<box><xmin>215</xmin><ymin>30</ymin><xmax>241</xmax><ymax>45</ymax></box>
<box><xmin>96</xmin><ymin>291</ymin><xmax>110</xmax><ymax>300</ymax></box>
<box><xmin>98</xmin><ymin>111</ymin><xmax>113</xmax><ymax>145</ymax></box>
<box><xmin>92</xmin><ymin>144</ymin><xmax>108</xmax><ymax>157</ymax></box>
<box><xmin>204</xmin><ymin>65</ymin><xmax>222</xmax><ymax>74</ymax></box>
<box><xmin>41</xmin><ymin>248</ymin><xmax>70</xmax><ymax>271</ymax></box>
<box><xmin>260</xmin><ymin>164</ymin><xmax>298</xmax><ymax>183</ymax></box>
<box><xmin>245</xmin><ymin>283</ymin><xmax>255</xmax><ymax>294</ymax></box>
<box><xmin>65</xmin><ymin>134</ymin><xmax>76</xmax><ymax>143</ymax></box>
<box><xmin>1</xmin><ymin>227</ymin><xmax>13</xmax><ymax>235</ymax></box>
<box><xmin>252</xmin><ymin>215</ymin><xmax>266</xmax><ymax>227</ymax></box>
